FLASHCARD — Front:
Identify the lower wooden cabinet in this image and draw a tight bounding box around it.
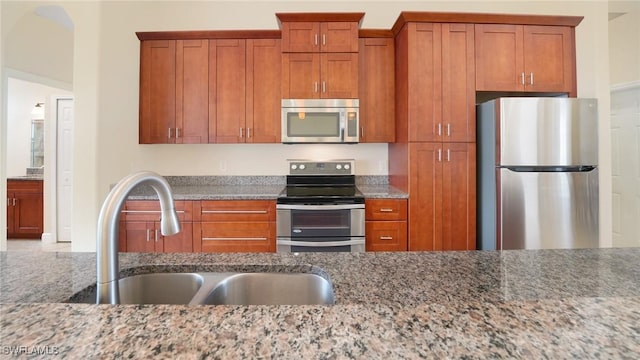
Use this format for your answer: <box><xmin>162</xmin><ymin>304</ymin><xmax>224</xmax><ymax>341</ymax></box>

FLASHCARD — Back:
<box><xmin>365</xmin><ymin>199</ymin><xmax>408</xmax><ymax>251</ymax></box>
<box><xmin>7</xmin><ymin>180</ymin><xmax>43</xmax><ymax>239</ymax></box>
<box><xmin>408</xmin><ymin>142</ymin><xmax>476</xmax><ymax>251</ymax></box>
<box><xmin>193</xmin><ymin>200</ymin><xmax>276</xmax><ymax>253</ymax></box>
<box><xmin>118</xmin><ymin>200</ymin><xmax>195</xmax><ymax>252</ymax></box>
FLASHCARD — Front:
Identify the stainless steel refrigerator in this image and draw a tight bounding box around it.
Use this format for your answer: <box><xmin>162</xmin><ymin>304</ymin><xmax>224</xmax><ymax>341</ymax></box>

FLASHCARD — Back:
<box><xmin>477</xmin><ymin>97</ymin><xmax>599</xmax><ymax>250</ymax></box>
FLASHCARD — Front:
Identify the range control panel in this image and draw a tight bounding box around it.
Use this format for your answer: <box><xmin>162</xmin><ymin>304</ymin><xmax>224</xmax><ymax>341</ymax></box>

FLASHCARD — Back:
<box><xmin>288</xmin><ymin>160</ymin><xmax>355</xmax><ymax>176</ymax></box>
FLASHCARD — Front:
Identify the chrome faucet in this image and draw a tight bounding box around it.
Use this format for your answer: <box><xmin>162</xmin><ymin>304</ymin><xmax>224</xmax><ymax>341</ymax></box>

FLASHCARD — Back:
<box><xmin>96</xmin><ymin>171</ymin><xmax>181</xmax><ymax>304</ymax></box>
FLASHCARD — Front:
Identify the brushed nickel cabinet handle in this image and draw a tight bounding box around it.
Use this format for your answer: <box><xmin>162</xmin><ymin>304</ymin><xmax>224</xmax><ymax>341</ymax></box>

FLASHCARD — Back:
<box><xmin>202</xmin><ymin>210</ymin><xmax>268</xmax><ymax>214</ymax></box>
<box><xmin>121</xmin><ymin>210</ymin><xmax>185</xmax><ymax>214</ymax></box>
<box><xmin>314</xmin><ymin>34</ymin><xmax>318</xmax><ymax>46</ymax></box>
<box><xmin>168</xmin><ymin>128</ymin><xmax>172</xmax><ymax>139</ymax></box>
<box><xmin>380</xmin><ymin>236</ymin><xmax>393</xmax><ymax>240</ymax></box>
<box><xmin>247</xmin><ymin>128</ymin><xmax>251</xmax><ymax>138</ymax></box>
<box><xmin>530</xmin><ymin>72</ymin><xmax>534</xmax><ymax>86</ymax></box>
<box><xmin>322</xmin><ymin>81</ymin><xmax>326</xmax><ymax>93</ymax></box>
<box><xmin>437</xmin><ymin>149</ymin><xmax>442</xmax><ymax>162</ymax></box>
<box><xmin>322</xmin><ymin>34</ymin><xmax>326</xmax><ymax>46</ymax></box>
<box><xmin>447</xmin><ymin>124</ymin><xmax>451</xmax><ymax>137</ymax></box>
<box><xmin>521</xmin><ymin>72</ymin><xmax>525</xmax><ymax>85</ymax></box>
<box><xmin>146</xmin><ymin>229</ymin><xmax>151</xmax><ymax>242</ymax></box>
<box><xmin>203</xmin><ymin>237</ymin><xmax>267</xmax><ymax>241</ymax></box>
<box><xmin>155</xmin><ymin>229</ymin><xmax>159</xmax><ymax>242</ymax></box>
<box><xmin>379</xmin><ymin>208</ymin><xmax>394</xmax><ymax>212</ymax></box>
<box><xmin>437</xmin><ymin>123</ymin><xmax>442</xmax><ymax>136</ymax></box>
<box><xmin>446</xmin><ymin>149</ymin><xmax>451</xmax><ymax>162</ymax></box>
<box><xmin>176</xmin><ymin>128</ymin><xmax>180</xmax><ymax>139</ymax></box>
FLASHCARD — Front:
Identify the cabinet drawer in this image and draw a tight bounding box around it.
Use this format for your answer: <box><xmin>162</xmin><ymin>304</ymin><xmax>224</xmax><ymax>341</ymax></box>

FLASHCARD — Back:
<box><xmin>365</xmin><ymin>199</ymin><xmax>407</xmax><ymax>221</ymax></box>
<box><xmin>365</xmin><ymin>221</ymin><xmax>407</xmax><ymax>251</ymax></box>
<box><xmin>7</xmin><ymin>180</ymin><xmax>43</xmax><ymax>193</ymax></box>
<box><xmin>122</xmin><ymin>200</ymin><xmax>193</xmax><ymax>222</ymax></box>
<box><xmin>196</xmin><ymin>200</ymin><xmax>275</xmax><ymax>222</ymax></box>
<box><xmin>199</xmin><ymin>222</ymin><xmax>275</xmax><ymax>252</ymax></box>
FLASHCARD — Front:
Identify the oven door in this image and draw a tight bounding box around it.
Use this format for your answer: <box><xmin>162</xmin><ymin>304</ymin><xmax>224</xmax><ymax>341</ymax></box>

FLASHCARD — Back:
<box><xmin>276</xmin><ymin>204</ymin><xmax>365</xmax><ymax>252</ymax></box>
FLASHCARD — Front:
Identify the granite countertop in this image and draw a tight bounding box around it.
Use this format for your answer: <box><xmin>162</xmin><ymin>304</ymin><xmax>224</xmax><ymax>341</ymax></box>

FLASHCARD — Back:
<box><xmin>126</xmin><ymin>176</ymin><xmax>408</xmax><ymax>200</ymax></box>
<box><xmin>1</xmin><ymin>249</ymin><xmax>639</xmax><ymax>358</ymax></box>
<box><xmin>6</xmin><ymin>176</ymin><xmax>44</xmax><ymax>181</ymax></box>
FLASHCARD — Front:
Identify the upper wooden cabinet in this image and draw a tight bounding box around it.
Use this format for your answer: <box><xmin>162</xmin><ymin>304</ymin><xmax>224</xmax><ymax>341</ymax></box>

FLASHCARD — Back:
<box><xmin>281</xmin><ymin>22</ymin><xmax>359</xmax><ymax>53</ymax></box>
<box><xmin>278</xmin><ymin>13</ymin><xmax>362</xmax><ymax>99</ymax></box>
<box><xmin>137</xmin><ymin>31</ymin><xmax>282</xmax><ymax>144</ymax></box>
<box><xmin>246</xmin><ymin>39</ymin><xmax>282</xmax><ymax>143</ymax></box>
<box><xmin>139</xmin><ymin>40</ymin><xmax>177</xmax><ymax>144</ymax></box>
<box><xmin>395</xmin><ymin>22</ymin><xmax>476</xmax><ymax>143</ymax></box>
<box><xmin>475</xmin><ymin>24</ymin><xmax>576</xmax><ymax>94</ymax></box>
<box><xmin>282</xmin><ymin>53</ymin><xmax>358</xmax><ymax>99</ymax></box>
<box><xmin>278</xmin><ymin>13</ymin><xmax>363</xmax><ymax>53</ymax></box>
<box><xmin>209</xmin><ymin>39</ymin><xmax>246</xmax><ymax>143</ymax></box>
<box><xmin>359</xmin><ymin>35</ymin><xmax>395</xmax><ymax>143</ymax></box>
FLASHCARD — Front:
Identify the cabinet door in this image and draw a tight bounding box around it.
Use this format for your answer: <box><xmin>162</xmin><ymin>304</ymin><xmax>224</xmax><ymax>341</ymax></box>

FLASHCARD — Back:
<box><xmin>160</xmin><ymin>222</ymin><xmax>194</xmax><ymax>252</ymax></box>
<box><xmin>282</xmin><ymin>53</ymin><xmax>320</xmax><ymax>99</ymax></box>
<box><xmin>123</xmin><ymin>221</ymin><xmax>156</xmax><ymax>252</ymax></box>
<box><xmin>281</xmin><ymin>22</ymin><xmax>320</xmax><ymax>52</ymax></box>
<box><xmin>209</xmin><ymin>39</ymin><xmax>246</xmax><ymax>143</ymax></box>
<box><xmin>408</xmin><ymin>23</ymin><xmax>442</xmax><ymax>142</ymax></box>
<box><xmin>246</xmin><ymin>39</ymin><xmax>281</xmax><ymax>143</ymax></box>
<box><xmin>359</xmin><ymin>37</ymin><xmax>395</xmax><ymax>143</ymax></box>
<box><xmin>475</xmin><ymin>24</ymin><xmax>524</xmax><ymax>92</ymax></box>
<box><xmin>321</xmin><ymin>53</ymin><xmax>358</xmax><ymax>98</ymax></box>
<box><xmin>442</xmin><ymin>24</ymin><xmax>476</xmax><ymax>143</ymax></box>
<box><xmin>176</xmin><ymin>39</ymin><xmax>209</xmax><ymax>144</ymax></box>
<box><xmin>321</xmin><ymin>22</ymin><xmax>359</xmax><ymax>53</ymax></box>
<box><xmin>12</xmin><ymin>192</ymin><xmax>43</xmax><ymax>238</ymax></box>
<box><xmin>408</xmin><ymin>143</ymin><xmax>442</xmax><ymax>251</ymax></box>
<box><xmin>523</xmin><ymin>25</ymin><xmax>574</xmax><ymax>93</ymax></box>
<box><xmin>139</xmin><ymin>40</ymin><xmax>176</xmax><ymax>144</ymax></box>
<box><xmin>441</xmin><ymin>143</ymin><xmax>476</xmax><ymax>251</ymax></box>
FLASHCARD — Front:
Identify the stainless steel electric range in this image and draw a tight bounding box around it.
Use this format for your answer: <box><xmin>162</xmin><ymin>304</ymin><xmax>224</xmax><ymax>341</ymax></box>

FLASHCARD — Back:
<box><xmin>276</xmin><ymin>160</ymin><xmax>365</xmax><ymax>253</ymax></box>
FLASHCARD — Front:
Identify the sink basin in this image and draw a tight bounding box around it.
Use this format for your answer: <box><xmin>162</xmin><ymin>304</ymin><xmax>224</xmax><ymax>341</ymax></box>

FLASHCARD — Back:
<box><xmin>118</xmin><ymin>273</ymin><xmax>204</xmax><ymax>304</ymax></box>
<box><xmin>202</xmin><ymin>273</ymin><xmax>335</xmax><ymax>305</ymax></box>
<box><xmin>70</xmin><ymin>271</ymin><xmax>334</xmax><ymax>305</ymax></box>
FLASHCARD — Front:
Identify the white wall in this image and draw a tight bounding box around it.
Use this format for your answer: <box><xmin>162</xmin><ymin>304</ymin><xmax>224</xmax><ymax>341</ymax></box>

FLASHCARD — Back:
<box><xmin>609</xmin><ymin>1</ymin><xmax>640</xmax><ymax>86</ymax></box>
<box><xmin>2</xmin><ymin>1</ymin><xmax>613</xmax><ymax>252</ymax></box>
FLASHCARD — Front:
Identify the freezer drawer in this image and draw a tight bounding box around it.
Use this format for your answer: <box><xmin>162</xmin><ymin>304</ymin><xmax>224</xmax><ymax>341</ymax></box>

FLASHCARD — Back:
<box><xmin>498</xmin><ymin>168</ymin><xmax>599</xmax><ymax>250</ymax></box>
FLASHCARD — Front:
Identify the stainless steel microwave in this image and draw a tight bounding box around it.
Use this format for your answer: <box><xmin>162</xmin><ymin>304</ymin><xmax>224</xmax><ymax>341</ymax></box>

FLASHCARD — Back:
<box><xmin>281</xmin><ymin>99</ymin><xmax>359</xmax><ymax>144</ymax></box>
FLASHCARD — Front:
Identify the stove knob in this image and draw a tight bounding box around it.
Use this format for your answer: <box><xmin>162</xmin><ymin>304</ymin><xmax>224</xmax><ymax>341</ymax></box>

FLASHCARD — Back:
<box><xmin>336</xmin><ymin>164</ymin><xmax>342</xmax><ymax>170</ymax></box>
<box><xmin>291</xmin><ymin>164</ymin><xmax>298</xmax><ymax>170</ymax></box>
<box><xmin>299</xmin><ymin>164</ymin><xmax>306</xmax><ymax>170</ymax></box>
<box><xmin>344</xmin><ymin>164</ymin><xmax>351</xmax><ymax>170</ymax></box>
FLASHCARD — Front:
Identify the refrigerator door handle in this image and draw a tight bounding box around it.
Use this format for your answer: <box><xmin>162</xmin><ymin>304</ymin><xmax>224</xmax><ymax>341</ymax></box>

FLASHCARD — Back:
<box><xmin>501</xmin><ymin>165</ymin><xmax>597</xmax><ymax>172</ymax></box>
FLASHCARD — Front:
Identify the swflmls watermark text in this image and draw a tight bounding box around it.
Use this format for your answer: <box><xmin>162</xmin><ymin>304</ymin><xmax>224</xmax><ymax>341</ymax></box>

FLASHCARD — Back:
<box><xmin>1</xmin><ymin>345</ymin><xmax>60</xmax><ymax>356</ymax></box>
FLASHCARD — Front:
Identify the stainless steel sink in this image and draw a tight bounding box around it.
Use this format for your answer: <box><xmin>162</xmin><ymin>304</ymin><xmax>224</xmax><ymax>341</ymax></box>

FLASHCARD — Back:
<box><xmin>118</xmin><ymin>273</ymin><xmax>204</xmax><ymax>304</ymax></box>
<box><xmin>72</xmin><ymin>271</ymin><xmax>335</xmax><ymax>305</ymax></box>
<box><xmin>200</xmin><ymin>273</ymin><xmax>335</xmax><ymax>305</ymax></box>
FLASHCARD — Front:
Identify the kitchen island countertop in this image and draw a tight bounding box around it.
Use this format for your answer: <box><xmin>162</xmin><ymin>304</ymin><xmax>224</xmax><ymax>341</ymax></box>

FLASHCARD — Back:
<box><xmin>1</xmin><ymin>249</ymin><xmax>639</xmax><ymax>358</ymax></box>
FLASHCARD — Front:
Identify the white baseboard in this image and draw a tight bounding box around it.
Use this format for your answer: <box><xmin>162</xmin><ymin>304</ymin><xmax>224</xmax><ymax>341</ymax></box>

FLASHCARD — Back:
<box><xmin>41</xmin><ymin>233</ymin><xmax>54</xmax><ymax>244</ymax></box>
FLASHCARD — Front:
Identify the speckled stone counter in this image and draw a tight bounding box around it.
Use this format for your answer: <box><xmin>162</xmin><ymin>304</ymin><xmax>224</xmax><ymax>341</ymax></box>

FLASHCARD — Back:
<box><xmin>125</xmin><ymin>175</ymin><xmax>408</xmax><ymax>200</ymax></box>
<box><xmin>1</xmin><ymin>249</ymin><xmax>639</xmax><ymax>358</ymax></box>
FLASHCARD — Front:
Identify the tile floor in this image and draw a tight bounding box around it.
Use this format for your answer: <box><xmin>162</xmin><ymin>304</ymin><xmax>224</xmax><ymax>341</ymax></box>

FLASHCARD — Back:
<box><xmin>6</xmin><ymin>239</ymin><xmax>72</xmax><ymax>252</ymax></box>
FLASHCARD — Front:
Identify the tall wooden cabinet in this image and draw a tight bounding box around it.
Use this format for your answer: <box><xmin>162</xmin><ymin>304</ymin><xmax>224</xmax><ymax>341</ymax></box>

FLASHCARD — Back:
<box><xmin>392</xmin><ymin>19</ymin><xmax>477</xmax><ymax>251</ymax></box>
<box><xmin>6</xmin><ymin>180</ymin><xmax>43</xmax><ymax>239</ymax></box>
<box><xmin>278</xmin><ymin>13</ymin><xmax>362</xmax><ymax>99</ymax></box>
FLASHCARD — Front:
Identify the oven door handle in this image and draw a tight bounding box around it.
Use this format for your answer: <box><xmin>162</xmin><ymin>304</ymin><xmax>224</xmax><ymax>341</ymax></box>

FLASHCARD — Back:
<box><xmin>277</xmin><ymin>239</ymin><xmax>365</xmax><ymax>247</ymax></box>
<box><xmin>276</xmin><ymin>204</ymin><xmax>364</xmax><ymax>210</ymax></box>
